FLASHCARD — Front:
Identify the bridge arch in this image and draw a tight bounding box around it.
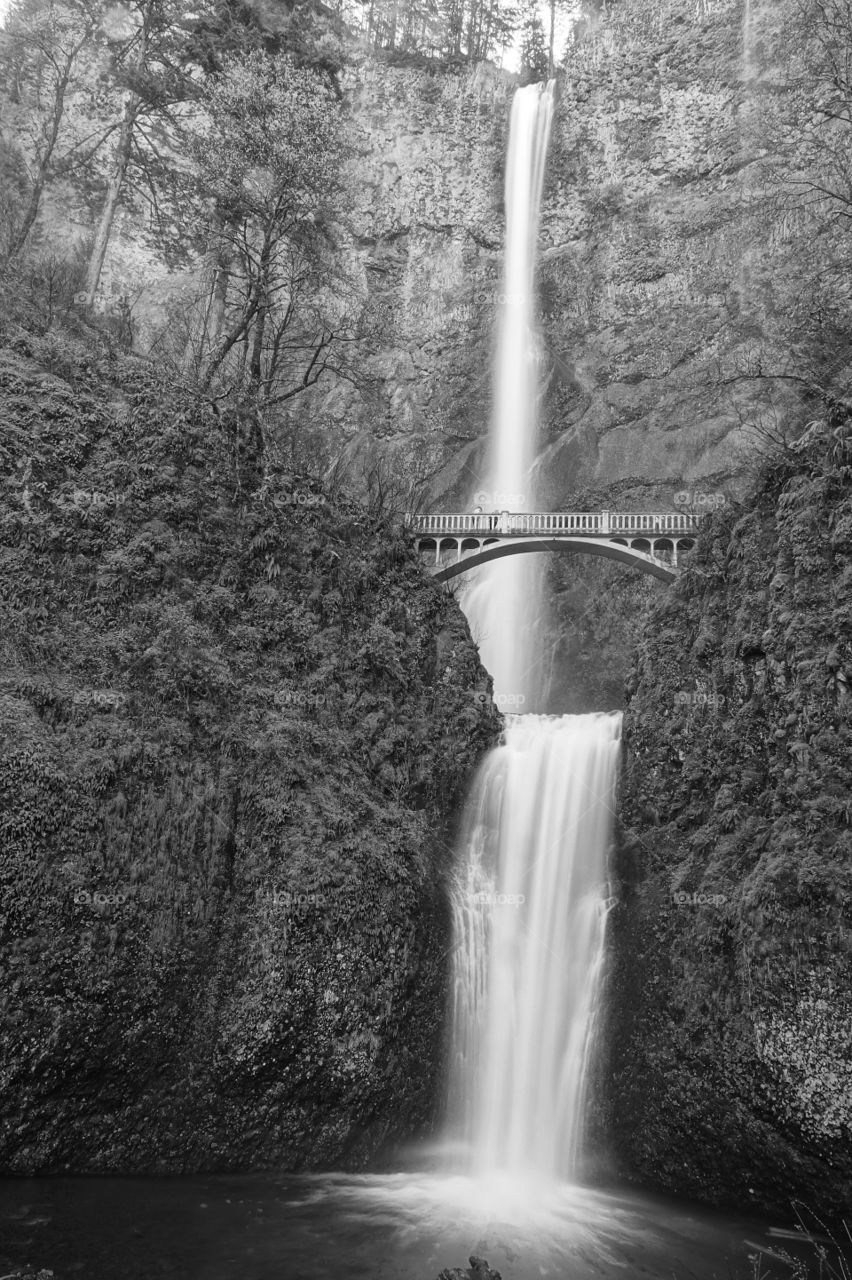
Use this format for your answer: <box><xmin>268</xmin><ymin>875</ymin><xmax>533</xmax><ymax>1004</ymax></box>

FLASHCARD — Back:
<box><xmin>409</xmin><ymin>511</ymin><xmax>701</xmax><ymax>586</ymax></box>
<box><xmin>431</xmin><ymin>536</ymin><xmax>681</xmax><ymax>583</ymax></box>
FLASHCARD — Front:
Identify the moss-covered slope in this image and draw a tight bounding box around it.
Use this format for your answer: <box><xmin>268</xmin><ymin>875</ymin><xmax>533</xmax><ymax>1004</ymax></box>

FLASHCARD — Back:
<box><xmin>604</xmin><ymin>413</ymin><xmax>852</xmax><ymax>1218</ymax></box>
<box><xmin>0</xmin><ymin>337</ymin><xmax>498</xmax><ymax>1173</ymax></box>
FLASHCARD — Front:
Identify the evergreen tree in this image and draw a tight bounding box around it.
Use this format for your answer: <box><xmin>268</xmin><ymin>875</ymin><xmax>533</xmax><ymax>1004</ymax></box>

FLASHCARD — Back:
<box><xmin>519</xmin><ymin>0</ymin><xmax>548</xmax><ymax>80</ymax></box>
<box><xmin>82</xmin><ymin>0</ymin><xmax>201</xmax><ymax>305</ymax></box>
<box><xmin>0</xmin><ymin>0</ymin><xmax>106</xmax><ymax>260</ymax></box>
<box><xmin>183</xmin><ymin>50</ymin><xmax>356</xmax><ymax>408</ymax></box>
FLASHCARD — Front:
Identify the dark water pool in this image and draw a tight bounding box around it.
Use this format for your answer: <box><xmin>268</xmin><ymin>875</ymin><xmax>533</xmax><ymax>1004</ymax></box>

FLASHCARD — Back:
<box><xmin>0</xmin><ymin>1172</ymin><xmax>847</xmax><ymax>1280</ymax></box>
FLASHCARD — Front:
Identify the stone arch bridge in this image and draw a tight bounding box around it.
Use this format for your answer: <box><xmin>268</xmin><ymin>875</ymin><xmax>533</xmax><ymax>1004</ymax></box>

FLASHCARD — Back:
<box><xmin>407</xmin><ymin>511</ymin><xmax>701</xmax><ymax>584</ymax></box>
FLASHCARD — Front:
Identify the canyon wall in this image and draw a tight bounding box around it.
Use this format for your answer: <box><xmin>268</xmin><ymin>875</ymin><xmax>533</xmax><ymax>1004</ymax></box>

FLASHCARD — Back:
<box><xmin>74</xmin><ymin>0</ymin><xmax>837</xmax><ymax>513</ymax></box>
<box><xmin>0</xmin><ymin>340</ymin><xmax>499</xmax><ymax>1173</ymax></box>
<box><xmin>601</xmin><ymin>413</ymin><xmax>852</xmax><ymax>1218</ymax></box>
<box><xmin>309</xmin><ymin>0</ymin><xmax>850</xmax><ymax>712</ymax></box>
<box><xmin>4</xmin><ymin>0</ymin><xmax>851</xmax><ymax>1206</ymax></box>
<box><xmin>21</xmin><ymin>0</ymin><xmax>838</xmax><ymax>531</ymax></box>
<box><xmin>316</xmin><ymin>0</ymin><xmax>843</xmax><ymax>517</ymax></box>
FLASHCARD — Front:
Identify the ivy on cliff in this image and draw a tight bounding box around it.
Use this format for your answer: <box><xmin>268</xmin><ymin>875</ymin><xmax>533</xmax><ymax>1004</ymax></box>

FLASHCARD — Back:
<box><xmin>602</xmin><ymin>414</ymin><xmax>852</xmax><ymax>1221</ymax></box>
<box><xmin>0</xmin><ymin>334</ymin><xmax>499</xmax><ymax>1173</ymax></box>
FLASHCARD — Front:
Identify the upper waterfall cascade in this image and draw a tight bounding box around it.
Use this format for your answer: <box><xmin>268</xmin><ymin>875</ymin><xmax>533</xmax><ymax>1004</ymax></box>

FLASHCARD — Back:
<box><xmin>460</xmin><ymin>81</ymin><xmax>554</xmax><ymax>711</ymax></box>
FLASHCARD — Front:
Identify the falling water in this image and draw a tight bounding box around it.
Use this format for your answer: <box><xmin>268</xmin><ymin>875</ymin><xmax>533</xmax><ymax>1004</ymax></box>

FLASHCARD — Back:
<box><xmin>446</xmin><ymin>713</ymin><xmax>620</xmax><ymax>1179</ymax></box>
<box><xmin>444</xmin><ymin>82</ymin><xmax>621</xmax><ymax>1191</ymax></box>
<box><xmin>490</xmin><ymin>82</ymin><xmax>553</xmax><ymax>504</ymax></box>
<box><xmin>462</xmin><ymin>81</ymin><xmax>554</xmax><ymax>709</ymax></box>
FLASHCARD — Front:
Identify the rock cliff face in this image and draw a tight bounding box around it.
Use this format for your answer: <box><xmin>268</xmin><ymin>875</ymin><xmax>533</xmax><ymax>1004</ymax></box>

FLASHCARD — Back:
<box><xmin>318</xmin><ymin>56</ymin><xmax>513</xmax><ymax>489</ymax></box>
<box><xmin>303</xmin><ymin>0</ymin><xmax>851</xmax><ymax>714</ymax></box>
<box><xmin>0</xmin><ymin>336</ymin><xmax>499</xmax><ymax>1173</ymax></box>
<box><xmin>315</xmin><ymin>0</ymin><xmax>843</xmax><ymax>516</ymax></box>
<box><xmin>36</xmin><ymin>0</ymin><xmax>840</xmax><ymax>513</ymax></box>
<box><xmin>536</xmin><ymin>0</ymin><xmax>777</xmax><ymax>506</ymax></box>
<box><xmin>5</xmin><ymin>0</ymin><xmax>851</xmax><ymax>1211</ymax></box>
<box><xmin>600</xmin><ymin>414</ymin><xmax>852</xmax><ymax>1218</ymax></box>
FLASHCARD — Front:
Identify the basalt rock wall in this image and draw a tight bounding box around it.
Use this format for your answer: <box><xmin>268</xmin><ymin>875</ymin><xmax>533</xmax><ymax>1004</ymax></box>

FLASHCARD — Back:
<box><xmin>599</xmin><ymin>415</ymin><xmax>852</xmax><ymax>1218</ymax></box>
<box><xmin>315</xmin><ymin>0</ymin><xmax>851</xmax><ymax>718</ymax></box>
<box><xmin>320</xmin><ymin>0</ymin><xmax>843</xmax><ymax>519</ymax></box>
<box><xmin>0</xmin><ymin>337</ymin><xmax>499</xmax><ymax>1173</ymax></box>
<box><xmin>49</xmin><ymin>0</ymin><xmax>844</xmax><ymax>515</ymax></box>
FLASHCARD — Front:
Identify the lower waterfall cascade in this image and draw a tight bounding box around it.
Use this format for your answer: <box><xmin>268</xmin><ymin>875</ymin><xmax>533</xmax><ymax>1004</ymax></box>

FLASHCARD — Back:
<box><xmin>445</xmin><ymin>712</ymin><xmax>622</xmax><ymax>1182</ymax></box>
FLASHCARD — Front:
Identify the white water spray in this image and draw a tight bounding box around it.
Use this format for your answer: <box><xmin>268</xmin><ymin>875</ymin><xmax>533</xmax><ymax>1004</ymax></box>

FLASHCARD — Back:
<box><xmin>446</xmin><ymin>714</ymin><xmax>620</xmax><ymax>1179</ymax></box>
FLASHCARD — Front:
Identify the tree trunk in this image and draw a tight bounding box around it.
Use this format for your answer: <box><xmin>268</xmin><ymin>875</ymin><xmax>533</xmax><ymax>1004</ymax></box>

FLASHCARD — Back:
<box><xmin>83</xmin><ymin>91</ymin><xmax>139</xmax><ymax>305</ymax></box>
<box><xmin>202</xmin><ymin>272</ymin><xmax>263</xmax><ymax>391</ymax></box>
<box><xmin>481</xmin><ymin>0</ymin><xmax>496</xmax><ymax>59</ymax></box>
<box><xmin>208</xmin><ymin>251</ymin><xmax>230</xmax><ymax>349</ymax></box>
<box><xmin>248</xmin><ymin>241</ymin><xmax>273</xmax><ymax>391</ymax></box>
<box><xmin>185</xmin><ymin>248</ymin><xmax>230</xmax><ymax>374</ymax></box>
<box><xmin>548</xmin><ymin>0</ymin><xmax>556</xmax><ymax>76</ymax></box>
<box><xmin>84</xmin><ymin>0</ymin><xmax>153</xmax><ymax>305</ymax></box>
<box><xmin>6</xmin><ymin>50</ymin><xmax>74</xmax><ymax>261</ymax></box>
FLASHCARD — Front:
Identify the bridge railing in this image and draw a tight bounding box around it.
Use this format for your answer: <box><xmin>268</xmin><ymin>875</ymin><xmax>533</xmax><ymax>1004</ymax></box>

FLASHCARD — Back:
<box><xmin>409</xmin><ymin>511</ymin><xmax>702</xmax><ymax>536</ymax></box>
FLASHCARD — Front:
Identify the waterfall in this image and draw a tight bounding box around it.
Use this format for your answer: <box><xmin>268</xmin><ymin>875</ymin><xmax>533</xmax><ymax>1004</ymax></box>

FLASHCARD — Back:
<box><xmin>444</xmin><ymin>81</ymin><xmax>621</xmax><ymax>1191</ymax></box>
<box><xmin>461</xmin><ymin>81</ymin><xmax>554</xmax><ymax>710</ymax></box>
<box><xmin>447</xmin><ymin>713</ymin><xmax>621</xmax><ymax>1180</ymax></box>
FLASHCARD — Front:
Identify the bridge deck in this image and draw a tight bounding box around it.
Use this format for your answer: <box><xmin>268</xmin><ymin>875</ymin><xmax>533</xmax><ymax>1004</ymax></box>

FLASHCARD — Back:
<box><xmin>408</xmin><ymin>511</ymin><xmax>700</xmax><ymax>584</ymax></box>
<box><xmin>409</xmin><ymin>511</ymin><xmax>701</xmax><ymax>537</ymax></box>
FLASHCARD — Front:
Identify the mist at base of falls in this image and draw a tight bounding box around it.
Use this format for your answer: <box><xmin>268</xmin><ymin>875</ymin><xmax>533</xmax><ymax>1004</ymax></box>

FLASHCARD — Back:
<box><xmin>0</xmin><ymin>1171</ymin><xmax>819</xmax><ymax>1280</ymax></box>
<box><xmin>459</xmin><ymin>556</ymin><xmax>549</xmax><ymax>713</ymax></box>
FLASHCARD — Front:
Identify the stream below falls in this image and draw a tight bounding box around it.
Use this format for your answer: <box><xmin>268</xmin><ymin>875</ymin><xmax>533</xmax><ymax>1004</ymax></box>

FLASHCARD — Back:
<box><xmin>2</xmin><ymin>1171</ymin><xmax>847</xmax><ymax>1279</ymax></box>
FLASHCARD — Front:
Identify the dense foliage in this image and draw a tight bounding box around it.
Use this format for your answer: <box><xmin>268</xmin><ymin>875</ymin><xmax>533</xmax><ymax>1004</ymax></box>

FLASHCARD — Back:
<box><xmin>0</xmin><ymin>329</ymin><xmax>499</xmax><ymax>1171</ymax></box>
<box><xmin>179</xmin><ymin>49</ymin><xmax>358</xmax><ymax>406</ymax></box>
<box><xmin>0</xmin><ymin>0</ymin><xmax>359</xmax><ymax>416</ymax></box>
<box><xmin>599</xmin><ymin>412</ymin><xmax>852</xmax><ymax>1219</ymax></box>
